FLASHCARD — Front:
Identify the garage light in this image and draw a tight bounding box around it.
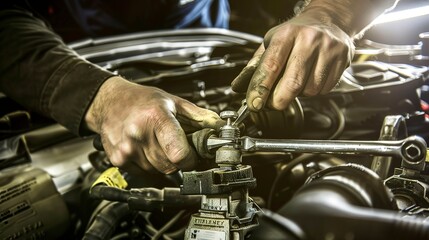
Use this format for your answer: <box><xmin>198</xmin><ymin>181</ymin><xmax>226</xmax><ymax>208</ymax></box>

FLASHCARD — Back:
<box><xmin>373</xmin><ymin>5</ymin><xmax>429</xmax><ymax>25</ymax></box>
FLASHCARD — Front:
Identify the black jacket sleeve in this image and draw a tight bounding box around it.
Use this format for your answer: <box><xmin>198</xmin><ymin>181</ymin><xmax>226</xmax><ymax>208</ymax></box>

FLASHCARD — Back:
<box><xmin>0</xmin><ymin>9</ymin><xmax>114</xmax><ymax>136</ymax></box>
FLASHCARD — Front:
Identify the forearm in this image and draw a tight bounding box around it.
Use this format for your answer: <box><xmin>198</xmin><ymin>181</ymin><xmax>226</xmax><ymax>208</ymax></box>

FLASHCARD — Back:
<box><xmin>0</xmin><ymin>9</ymin><xmax>114</xmax><ymax>135</ymax></box>
<box><xmin>301</xmin><ymin>0</ymin><xmax>399</xmax><ymax>37</ymax></box>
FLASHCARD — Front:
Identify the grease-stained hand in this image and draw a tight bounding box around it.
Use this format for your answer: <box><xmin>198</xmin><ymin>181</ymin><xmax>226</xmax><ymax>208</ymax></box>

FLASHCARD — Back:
<box><xmin>85</xmin><ymin>76</ymin><xmax>224</xmax><ymax>175</ymax></box>
<box><xmin>231</xmin><ymin>12</ymin><xmax>354</xmax><ymax>111</ymax></box>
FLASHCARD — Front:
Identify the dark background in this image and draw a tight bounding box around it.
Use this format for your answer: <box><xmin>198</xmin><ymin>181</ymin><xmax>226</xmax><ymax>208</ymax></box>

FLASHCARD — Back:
<box><xmin>14</xmin><ymin>0</ymin><xmax>429</xmax><ymax>46</ymax></box>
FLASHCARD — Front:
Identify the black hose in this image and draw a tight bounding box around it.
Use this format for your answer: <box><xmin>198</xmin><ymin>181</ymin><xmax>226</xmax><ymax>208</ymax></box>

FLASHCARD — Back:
<box><xmin>276</xmin><ymin>164</ymin><xmax>429</xmax><ymax>240</ymax></box>
<box><xmin>267</xmin><ymin>154</ymin><xmax>315</xmax><ymax>209</ymax></box>
<box><xmin>259</xmin><ymin>208</ymin><xmax>306</xmax><ymax>240</ymax></box>
<box><xmin>90</xmin><ymin>185</ymin><xmax>131</xmax><ymax>202</ymax></box>
<box><xmin>327</xmin><ymin>99</ymin><xmax>345</xmax><ymax>140</ymax></box>
<box><xmin>83</xmin><ymin>202</ymin><xmax>130</xmax><ymax>240</ymax></box>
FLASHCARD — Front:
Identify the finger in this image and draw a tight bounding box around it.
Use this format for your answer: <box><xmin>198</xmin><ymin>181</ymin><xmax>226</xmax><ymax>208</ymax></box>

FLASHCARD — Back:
<box><xmin>99</xmin><ymin>128</ymin><xmax>129</xmax><ymax>169</ymax></box>
<box><xmin>231</xmin><ymin>44</ymin><xmax>265</xmax><ymax>93</ymax></box>
<box><xmin>174</xmin><ymin>98</ymin><xmax>224</xmax><ymax>131</ymax></box>
<box><xmin>109</xmin><ymin>137</ymin><xmax>157</xmax><ymax>173</ymax></box>
<box><xmin>143</xmin><ymin>133</ymin><xmax>179</xmax><ymax>174</ymax></box>
<box><xmin>122</xmin><ymin>122</ymin><xmax>170</xmax><ymax>173</ymax></box>
<box><xmin>320</xmin><ymin>39</ymin><xmax>353</xmax><ymax>94</ymax></box>
<box><xmin>269</xmin><ymin>43</ymin><xmax>317</xmax><ymax>110</ymax></box>
<box><xmin>302</xmin><ymin>53</ymin><xmax>332</xmax><ymax>97</ymax></box>
<box><xmin>246</xmin><ymin>37</ymin><xmax>294</xmax><ymax>111</ymax></box>
<box><xmin>117</xmin><ymin>155</ymin><xmax>150</xmax><ymax>176</ymax></box>
<box><xmin>154</xmin><ymin>110</ymin><xmax>197</xmax><ymax>172</ymax></box>
<box><xmin>320</xmin><ymin>57</ymin><xmax>348</xmax><ymax>94</ymax></box>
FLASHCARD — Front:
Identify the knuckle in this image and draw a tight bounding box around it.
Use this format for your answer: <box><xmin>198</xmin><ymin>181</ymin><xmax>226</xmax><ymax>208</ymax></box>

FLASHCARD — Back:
<box><xmin>322</xmin><ymin>80</ymin><xmax>340</xmax><ymax>94</ymax></box>
<box><xmin>285</xmin><ymin>77</ymin><xmax>305</xmax><ymax>95</ymax></box>
<box><xmin>264</xmin><ymin>26</ymin><xmax>281</xmax><ymax>45</ymax></box>
<box><xmin>248</xmin><ymin>55</ymin><xmax>262</xmax><ymax>67</ymax></box>
<box><xmin>109</xmin><ymin>150</ymin><xmax>127</xmax><ymax>168</ymax></box>
<box><xmin>271</xmin><ymin>28</ymin><xmax>290</xmax><ymax>42</ymax></box>
<box><xmin>261</xmin><ymin>57</ymin><xmax>282</xmax><ymax>73</ymax></box>
<box><xmin>270</xmin><ymin>78</ymin><xmax>304</xmax><ymax>109</ymax></box>
<box><xmin>251</xmin><ymin>82</ymin><xmax>271</xmax><ymax>97</ymax></box>
<box><xmin>303</xmin><ymin>85</ymin><xmax>320</xmax><ymax>96</ymax></box>
<box><xmin>146</xmin><ymin>108</ymin><xmax>169</xmax><ymax>127</ymax></box>
<box><xmin>166</xmin><ymin>145</ymin><xmax>190</xmax><ymax>165</ymax></box>
<box><xmin>299</xmin><ymin>27</ymin><xmax>322</xmax><ymax>43</ymax></box>
<box><xmin>244</xmin><ymin>63</ymin><xmax>256</xmax><ymax>70</ymax></box>
<box><xmin>271</xmin><ymin>98</ymin><xmax>288</xmax><ymax>110</ymax></box>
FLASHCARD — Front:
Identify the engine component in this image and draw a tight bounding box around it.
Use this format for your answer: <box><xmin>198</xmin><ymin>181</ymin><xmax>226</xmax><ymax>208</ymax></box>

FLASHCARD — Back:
<box><xmin>261</xmin><ymin>164</ymin><xmax>429</xmax><ymax>240</ymax></box>
<box><xmin>0</xmin><ymin>135</ymin><xmax>30</xmax><ymax>171</ymax></box>
<box><xmin>2</xmin><ymin>28</ymin><xmax>428</xmax><ymax>240</ymax></box>
<box><xmin>89</xmin><ymin>167</ymin><xmax>201</xmax><ymax>211</ymax></box>
<box><xmin>385</xmin><ymin>170</ymin><xmax>429</xmax><ymax>210</ymax></box>
<box><xmin>181</xmin><ymin>98</ymin><xmax>429</xmax><ymax>239</ymax></box>
<box><xmin>83</xmin><ymin>201</ymin><xmax>129</xmax><ymax>240</ymax></box>
<box><xmin>181</xmin><ymin>107</ymin><xmax>260</xmax><ymax>240</ymax></box>
<box><xmin>0</xmin><ymin>166</ymin><xmax>69</xmax><ymax>240</ymax></box>
<box><xmin>371</xmin><ymin>115</ymin><xmax>408</xmax><ymax>179</ymax></box>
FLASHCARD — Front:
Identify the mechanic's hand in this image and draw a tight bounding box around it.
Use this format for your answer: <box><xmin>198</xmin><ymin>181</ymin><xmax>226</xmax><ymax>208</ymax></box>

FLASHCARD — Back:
<box><xmin>231</xmin><ymin>11</ymin><xmax>354</xmax><ymax>111</ymax></box>
<box><xmin>84</xmin><ymin>76</ymin><xmax>224</xmax><ymax>175</ymax></box>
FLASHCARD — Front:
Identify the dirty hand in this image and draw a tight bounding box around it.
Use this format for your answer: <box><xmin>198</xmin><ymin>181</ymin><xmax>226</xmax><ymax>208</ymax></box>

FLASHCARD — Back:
<box><xmin>231</xmin><ymin>10</ymin><xmax>354</xmax><ymax>111</ymax></box>
<box><xmin>84</xmin><ymin>76</ymin><xmax>223</xmax><ymax>174</ymax></box>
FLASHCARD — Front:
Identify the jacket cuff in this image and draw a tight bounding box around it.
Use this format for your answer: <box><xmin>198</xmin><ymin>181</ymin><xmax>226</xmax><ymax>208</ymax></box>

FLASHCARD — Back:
<box><xmin>44</xmin><ymin>58</ymin><xmax>114</xmax><ymax>136</ymax></box>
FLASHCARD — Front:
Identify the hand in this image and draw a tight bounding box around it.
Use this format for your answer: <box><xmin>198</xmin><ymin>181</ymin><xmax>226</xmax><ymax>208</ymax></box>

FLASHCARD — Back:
<box><xmin>85</xmin><ymin>77</ymin><xmax>223</xmax><ymax>175</ymax></box>
<box><xmin>231</xmin><ymin>11</ymin><xmax>354</xmax><ymax>111</ymax></box>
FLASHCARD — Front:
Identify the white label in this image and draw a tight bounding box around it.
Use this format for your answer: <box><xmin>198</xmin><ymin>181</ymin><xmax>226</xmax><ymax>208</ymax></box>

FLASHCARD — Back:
<box><xmin>189</xmin><ymin>228</ymin><xmax>226</xmax><ymax>240</ymax></box>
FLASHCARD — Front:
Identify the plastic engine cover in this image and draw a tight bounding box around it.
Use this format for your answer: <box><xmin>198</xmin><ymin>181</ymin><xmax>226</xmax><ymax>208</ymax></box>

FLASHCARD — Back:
<box><xmin>0</xmin><ymin>166</ymin><xmax>70</xmax><ymax>240</ymax></box>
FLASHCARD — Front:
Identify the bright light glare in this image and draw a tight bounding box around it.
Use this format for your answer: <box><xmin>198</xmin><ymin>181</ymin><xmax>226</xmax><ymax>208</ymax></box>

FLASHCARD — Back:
<box><xmin>373</xmin><ymin>5</ymin><xmax>429</xmax><ymax>25</ymax></box>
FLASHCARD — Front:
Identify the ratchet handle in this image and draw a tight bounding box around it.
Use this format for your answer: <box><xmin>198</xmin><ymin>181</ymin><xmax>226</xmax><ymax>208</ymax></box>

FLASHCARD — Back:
<box><xmin>240</xmin><ymin>135</ymin><xmax>427</xmax><ymax>164</ymax></box>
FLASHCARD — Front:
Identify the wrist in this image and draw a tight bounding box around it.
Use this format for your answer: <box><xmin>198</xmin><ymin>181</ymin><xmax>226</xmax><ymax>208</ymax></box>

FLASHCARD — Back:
<box><xmin>84</xmin><ymin>76</ymin><xmax>124</xmax><ymax>133</ymax></box>
<box><xmin>301</xmin><ymin>0</ymin><xmax>399</xmax><ymax>37</ymax></box>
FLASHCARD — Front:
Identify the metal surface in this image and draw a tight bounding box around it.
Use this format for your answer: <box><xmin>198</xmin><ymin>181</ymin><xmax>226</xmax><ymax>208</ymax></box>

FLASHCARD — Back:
<box><xmin>70</xmin><ymin>28</ymin><xmax>263</xmax><ymax>71</ymax></box>
<box><xmin>371</xmin><ymin>115</ymin><xmax>407</xmax><ymax>179</ymax></box>
<box><xmin>184</xmin><ymin>98</ymin><xmax>428</xmax><ymax>240</ymax></box>
<box><xmin>69</xmin><ymin>28</ymin><xmax>263</xmax><ymax>50</ymax></box>
<box><xmin>29</xmin><ymin>125</ymin><xmax>94</xmax><ymax>194</ymax></box>
<box><xmin>232</xmin><ymin>100</ymin><xmax>250</xmax><ymax>127</ymax></box>
<box><xmin>182</xmin><ymin>103</ymin><xmax>259</xmax><ymax>240</ymax></box>
<box><xmin>238</xmin><ymin>136</ymin><xmax>426</xmax><ymax>163</ymax></box>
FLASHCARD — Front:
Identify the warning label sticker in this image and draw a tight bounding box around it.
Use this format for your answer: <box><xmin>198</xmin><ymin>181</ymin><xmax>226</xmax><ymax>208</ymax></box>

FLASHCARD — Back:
<box><xmin>0</xmin><ymin>178</ymin><xmax>36</xmax><ymax>205</ymax></box>
<box><xmin>189</xmin><ymin>228</ymin><xmax>226</xmax><ymax>240</ymax></box>
<box><xmin>0</xmin><ymin>201</ymin><xmax>32</xmax><ymax>224</ymax></box>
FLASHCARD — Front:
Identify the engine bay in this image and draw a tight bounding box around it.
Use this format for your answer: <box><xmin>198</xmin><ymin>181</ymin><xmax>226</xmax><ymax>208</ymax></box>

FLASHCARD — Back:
<box><xmin>1</xmin><ymin>27</ymin><xmax>429</xmax><ymax>239</ymax></box>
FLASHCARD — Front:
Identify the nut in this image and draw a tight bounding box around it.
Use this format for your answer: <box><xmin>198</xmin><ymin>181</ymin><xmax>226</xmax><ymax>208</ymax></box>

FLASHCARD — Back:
<box><xmin>404</xmin><ymin>143</ymin><xmax>422</xmax><ymax>163</ymax></box>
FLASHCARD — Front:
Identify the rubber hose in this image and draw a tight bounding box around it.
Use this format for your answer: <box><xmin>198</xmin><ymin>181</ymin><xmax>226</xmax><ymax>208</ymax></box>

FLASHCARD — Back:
<box><xmin>90</xmin><ymin>185</ymin><xmax>131</xmax><ymax>202</ymax></box>
<box><xmin>83</xmin><ymin>202</ymin><xmax>130</xmax><ymax>240</ymax></box>
<box><xmin>277</xmin><ymin>164</ymin><xmax>429</xmax><ymax>240</ymax></box>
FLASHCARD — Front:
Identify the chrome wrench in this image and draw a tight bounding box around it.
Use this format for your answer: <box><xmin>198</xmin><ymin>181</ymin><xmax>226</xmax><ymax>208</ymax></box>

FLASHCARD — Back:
<box><xmin>238</xmin><ymin>136</ymin><xmax>427</xmax><ymax>164</ymax></box>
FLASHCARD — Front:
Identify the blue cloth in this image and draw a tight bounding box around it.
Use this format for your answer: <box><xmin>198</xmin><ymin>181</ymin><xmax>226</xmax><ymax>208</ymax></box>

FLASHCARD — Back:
<box><xmin>65</xmin><ymin>0</ymin><xmax>230</xmax><ymax>37</ymax></box>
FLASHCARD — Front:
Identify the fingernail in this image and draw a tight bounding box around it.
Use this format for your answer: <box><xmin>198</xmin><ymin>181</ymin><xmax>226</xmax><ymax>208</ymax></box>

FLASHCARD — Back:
<box><xmin>252</xmin><ymin>97</ymin><xmax>263</xmax><ymax>110</ymax></box>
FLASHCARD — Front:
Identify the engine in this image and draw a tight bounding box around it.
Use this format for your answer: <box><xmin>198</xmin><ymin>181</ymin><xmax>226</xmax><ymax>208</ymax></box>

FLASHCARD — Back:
<box><xmin>1</xmin><ymin>27</ymin><xmax>429</xmax><ymax>240</ymax></box>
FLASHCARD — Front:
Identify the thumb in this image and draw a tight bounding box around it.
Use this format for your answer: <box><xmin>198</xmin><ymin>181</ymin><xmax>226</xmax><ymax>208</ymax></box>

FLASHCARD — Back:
<box><xmin>231</xmin><ymin>44</ymin><xmax>265</xmax><ymax>93</ymax></box>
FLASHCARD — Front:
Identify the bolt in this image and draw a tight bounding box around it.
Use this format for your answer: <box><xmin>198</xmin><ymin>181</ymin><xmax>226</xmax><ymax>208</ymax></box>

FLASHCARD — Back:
<box><xmin>220</xmin><ymin>111</ymin><xmax>238</xmax><ymax>126</ymax></box>
<box><xmin>404</xmin><ymin>143</ymin><xmax>422</xmax><ymax>163</ymax></box>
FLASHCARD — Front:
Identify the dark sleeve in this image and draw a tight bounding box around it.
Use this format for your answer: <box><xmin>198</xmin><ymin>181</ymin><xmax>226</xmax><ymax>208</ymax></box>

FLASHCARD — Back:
<box><xmin>0</xmin><ymin>9</ymin><xmax>114</xmax><ymax>136</ymax></box>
